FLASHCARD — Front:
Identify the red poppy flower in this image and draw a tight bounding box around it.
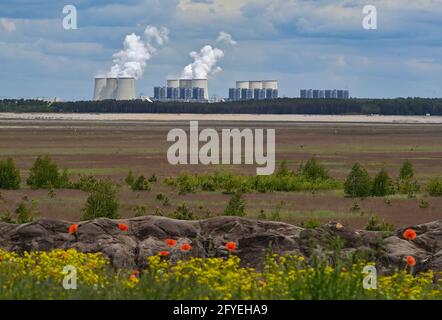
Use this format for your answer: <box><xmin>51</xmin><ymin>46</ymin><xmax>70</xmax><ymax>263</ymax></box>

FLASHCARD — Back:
<box><xmin>403</xmin><ymin>229</ymin><xmax>417</xmax><ymax>241</ymax></box>
<box><xmin>226</xmin><ymin>242</ymin><xmax>236</xmax><ymax>251</ymax></box>
<box><xmin>405</xmin><ymin>255</ymin><xmax>416</xmax><ymax>267</ymax></box>
<box><xmin>166</xmin><ymin>239</ymin><xmax>177</xmax><ymax>247</ymax></box>
<box><xmin>132</xmin><ymin>270</ymin><xmax>140</xmax><ymax>276</ymax></box>
<box><xmin>118</xmin><ymin>223</ymin><xmax>129</xmax><ymax>231</ymax></box>
<box><xmin>180</xmin><ymin>243</ymin><xmax>192</xmax><ymax>252</ymax></box>
<box><xmin>68</xmin><ymin>224</ymin><xmax>78</xmax><ymax>235</ymax></box>
<box><xmin>159</xmin><ymin>251</ymin><xmax>170</xmax><ymax>257</ymax></box>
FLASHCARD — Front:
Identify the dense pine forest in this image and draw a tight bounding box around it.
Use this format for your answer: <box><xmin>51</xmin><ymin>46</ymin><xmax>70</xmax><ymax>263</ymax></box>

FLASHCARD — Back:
<box><xmin>2</xmin><ymin>98</ymin><xmax>442</xmax><ymax>115</ymax></box>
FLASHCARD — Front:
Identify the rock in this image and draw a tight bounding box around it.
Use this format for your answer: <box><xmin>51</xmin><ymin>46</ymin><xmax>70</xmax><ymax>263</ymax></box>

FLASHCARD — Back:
<box><xmin>0</xmin><ymin>216</ymin><xmax>441</xmax><ymax>272</ymax></box>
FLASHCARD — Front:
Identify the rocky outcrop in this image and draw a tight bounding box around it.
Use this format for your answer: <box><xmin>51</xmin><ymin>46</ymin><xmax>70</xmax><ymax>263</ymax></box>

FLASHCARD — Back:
<box><xmin>0</xmin><ymin>216</ymin><xmax>441</xmax><ymax>272</ymax></box>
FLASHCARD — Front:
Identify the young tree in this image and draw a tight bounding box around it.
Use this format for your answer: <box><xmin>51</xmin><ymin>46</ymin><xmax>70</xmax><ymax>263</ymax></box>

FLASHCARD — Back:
<box><xmin>125</xmin><ymin>170</ymin><xmax>135</xmax><ymax>187</ymax></box>
<box><xmin>400</xmin><ymin>160</ymin><xmax>415</xmax><ymax>181</ymax></box>
<box><xmin>82</xmin><ymin>180</ymin><xmax>119</xmax><ymax>220</ymax></box>
<box><xmin>0</xmin><ymin>158</ymin><xmax>21</xmax><ymax>189</ymax></box>
<box><xmin>224</xmin><ymin>191</ymin><xmax>246</xmax><ymax>217</ymax></box>
<box><xmin>344</xmin><ymin>163</ymin><xmax>372</xmax><ymax>198</ymax></box>
<box><xmin>27</xmin><ymin>155</ymin><xmax>69</xmax><ymax>189</ymax></box>
<box><xmin>372</xmin><ymin>168</ymin><xmax>393</xmax><ymax>197</ymax></box>
<box><xmin>300</xmin><ymin>157</ymin><xmax>330</xmax><ymax>181</ymax></box>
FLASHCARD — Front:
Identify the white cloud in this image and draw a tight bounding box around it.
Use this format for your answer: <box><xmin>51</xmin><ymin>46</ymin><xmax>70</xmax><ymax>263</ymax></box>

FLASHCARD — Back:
<box><xmin>0</xmin><ymin>18</ymin><xmax>16</xmax><ymax>32</ymax></box>
<box><xmin>216</xmin><ymin>31</ymin><xmax>237</xmax><ymax>45</ymax></box>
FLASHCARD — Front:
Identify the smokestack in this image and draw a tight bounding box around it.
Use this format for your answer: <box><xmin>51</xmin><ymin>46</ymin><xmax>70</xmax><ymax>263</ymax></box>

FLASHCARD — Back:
<box><xmin>116</xmin><ymin>77</ymin><xmax>135</xmax><ymax>100</ymax></box>
<box><xmin>93</xmin><ymin>78</ymin><xmax>107</xmax><ymax>101</ymax></box>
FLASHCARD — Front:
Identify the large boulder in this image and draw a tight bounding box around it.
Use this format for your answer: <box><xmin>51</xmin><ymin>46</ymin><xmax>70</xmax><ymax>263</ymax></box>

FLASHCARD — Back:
<box><xmin>0</xmin><ymin>216</ymin><xmax>441</xmax><ymax>272</ymax></box>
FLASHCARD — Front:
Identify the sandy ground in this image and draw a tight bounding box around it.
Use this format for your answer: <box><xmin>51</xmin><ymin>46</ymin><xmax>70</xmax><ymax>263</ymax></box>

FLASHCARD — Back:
<box><xmin>1</xmin><ymin>112</ymin><xmax>442</xmax><ymax>124</ymax></box>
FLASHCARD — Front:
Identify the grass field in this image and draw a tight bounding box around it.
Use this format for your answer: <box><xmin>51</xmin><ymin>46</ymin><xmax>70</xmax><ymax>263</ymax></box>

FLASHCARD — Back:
<box><xmin>1</xmin><ymin>119</ymin><xmax>442</xmax><ymax>228</ymax></box>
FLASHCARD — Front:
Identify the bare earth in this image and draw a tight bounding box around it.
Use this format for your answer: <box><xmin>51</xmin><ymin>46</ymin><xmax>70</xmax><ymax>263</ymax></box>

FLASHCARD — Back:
<box><xmin>0</xmin><ymin>114</ymin><xmax>441</xmax><ymax>229</ymax></box>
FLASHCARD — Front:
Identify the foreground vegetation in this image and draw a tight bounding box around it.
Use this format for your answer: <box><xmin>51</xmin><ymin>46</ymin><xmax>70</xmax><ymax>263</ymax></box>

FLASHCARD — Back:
<box><xmin>0</xmin><ymin>247</ymin><xmax>441</xmax><ymax>300</ymax></box>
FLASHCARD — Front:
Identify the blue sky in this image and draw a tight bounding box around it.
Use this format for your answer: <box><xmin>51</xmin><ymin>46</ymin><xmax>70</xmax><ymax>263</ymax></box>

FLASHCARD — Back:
<box><xmin>1</xmin><ymin>0</ymin><xmax>442</xmax><ymax>100</ymax></box>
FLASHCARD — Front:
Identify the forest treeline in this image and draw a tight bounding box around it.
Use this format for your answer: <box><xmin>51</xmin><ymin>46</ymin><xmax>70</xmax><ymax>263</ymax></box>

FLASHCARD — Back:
<box><xmin>2</xmin><ymin>97</ymin><xmax>442</xmax><ymax>115</ymax></box>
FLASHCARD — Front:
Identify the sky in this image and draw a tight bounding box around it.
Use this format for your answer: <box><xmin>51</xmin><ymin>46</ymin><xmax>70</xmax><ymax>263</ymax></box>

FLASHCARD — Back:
<box><xmin>1</xmin><ymin>0</ymin><xmax>442</xmax><ymax>100</ymax></box>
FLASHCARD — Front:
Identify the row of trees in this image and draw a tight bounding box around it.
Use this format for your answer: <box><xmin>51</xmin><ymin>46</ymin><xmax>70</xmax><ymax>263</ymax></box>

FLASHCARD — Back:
<box><xmin>344</xmin><ymin>160</ymin><xmax>422</xmax><ymax>198</ymax></box>
<box><xmin>3</xmin><ymin>97</ymin><xmax>442</xmax><ymax>115</ymax></box>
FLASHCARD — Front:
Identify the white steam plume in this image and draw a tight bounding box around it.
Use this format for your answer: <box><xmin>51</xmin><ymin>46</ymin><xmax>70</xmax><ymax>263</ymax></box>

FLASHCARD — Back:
<box><xmin>216</xmin><ymin>32</ymin><xmax>237</xmax><ymax>46</ymax></box>
<box><xmin>181</xmin><ymin>45</ymin><xmax>224</xmax><ymax>79</ymax></box>
<box><xmin>107</xmin><ymin>26</ymin><xmax>169</xmax><ymax>80</ymax></box>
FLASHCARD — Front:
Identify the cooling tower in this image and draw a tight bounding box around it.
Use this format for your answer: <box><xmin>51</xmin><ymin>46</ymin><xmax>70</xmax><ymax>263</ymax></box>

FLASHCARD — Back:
<box><xmin>116</xmin><ymin>77</ymin><xmax>135</xmax><ymax>100</ymax></box>
<box><xmin>192</xmin><ymin>79</ymin><xmax>209</xmax><ymax>100</ymax></box>
<box><xmin>262</xmin><ymin>80</ymin><xmax>278</xmax><ymax>90</ymax></box>
<box><xmin>167</xmin><ymin>79</ymin><xmax>180</xmax><ymax>88</ymax></box>
<box><xmin>103</xmin><ymin>78</ymin><xmax>118</xmax><ymax>100</ymax></box>
<box><xmin>249</xmin><ymin>81</ymin><xmax>263</xmax><ymax>90</ymax></box>
<box><xmin>179</xmin><ymin>79</ymin><xmax>193</xmax><ymax>89</ymax></box>
<box><xmin>236</xmin><ymin>81</ymin><xmax>250</xmax><ymax>89</ymax></box>
<box><xmin>93</xmin><ymin>78</ymin><xmax>107</xmax><ymax>101</ymax></box>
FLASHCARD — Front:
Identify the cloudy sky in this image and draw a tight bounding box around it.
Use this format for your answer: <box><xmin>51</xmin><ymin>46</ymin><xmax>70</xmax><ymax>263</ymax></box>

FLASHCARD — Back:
<box><xmin>1</xmin><ymin>0</ymin><xmax>442</xmax><ymax>100</ymax></box>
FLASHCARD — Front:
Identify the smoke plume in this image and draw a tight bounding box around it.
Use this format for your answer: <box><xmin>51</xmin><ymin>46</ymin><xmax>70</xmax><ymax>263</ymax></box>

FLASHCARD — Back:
<box><xmin>108</xmin><ymin>26</ymin><xmax>169</xmax><ymax>79</ymax></box>
<box><xmin>181</xmin><ymin>45</ymin><xmax>224</xmax><ymax>79</ymax></box>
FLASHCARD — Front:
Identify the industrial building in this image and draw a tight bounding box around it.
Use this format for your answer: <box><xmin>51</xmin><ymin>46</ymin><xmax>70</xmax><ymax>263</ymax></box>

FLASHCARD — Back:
<box><xmin>93</xmin><ymin>77</ymin><xmax>136</xmax><ymax>101</ymax></box>
<box><xmin>300</xmin><ymin>89</ymin><xmax>350</xmax><ymax>99</ymax></box>
<box><xmin>228</xmin><ymin>80</ymin><xmax>278</xmax><ymax>101</ymax></box>
<box><xmin>154</xmin><ymin>79</ymin><xmax>209</xmax><ymax>102</ymax></box>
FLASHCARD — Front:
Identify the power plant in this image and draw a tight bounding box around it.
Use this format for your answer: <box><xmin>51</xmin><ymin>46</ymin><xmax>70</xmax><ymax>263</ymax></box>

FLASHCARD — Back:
<box><xmin>93</xmin><ymin>77</ymin><xmax>135</xmax><ymax>101</ymax></box>
<box><xmin>228</xmin><ymin>80</ymin><xmax>278</xmax><ymax>101</ymax></box>
<box><xmin>154</xmin><ymin>79</ymin><xmax>209</xmax><ymax>102</ymax></box>
<box><xmin>300</xmin><ymin>89</ymin><xmax>350</xmax><ymax>99</ymax></box>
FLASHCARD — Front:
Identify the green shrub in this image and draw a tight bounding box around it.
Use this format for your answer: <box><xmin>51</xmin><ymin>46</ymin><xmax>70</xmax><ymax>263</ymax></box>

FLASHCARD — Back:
<box><xmin>372</xmin><ymin>168</ymin><xmax>394</xmax><ymax>196</ymax></box>
<box><xmin>0</xmin><ymin>210</ymin><xmax>15</xmax><ymax>224</ymax></box>
<box><xmin>419</xmin><ymin>199</ymin><xmax>430</xmax><ymax>209</ymax></box>
<box><xmin>132</xmin><ymin>176</ymin><xmax>151</xmax><ymax>191</ymax></box>
<box><xmin>125</xmin><ymin>170</ymin><xmax>135</xmax><ymax>187</ymax></box>
<box><xmin>0</xmin><ymin>158</ymin><xmax>21</xmax><ymax>189</ymax></box>
<box><xmin>276</xmin><ymin>160</ymin><xmax>291</xmax><ymax>177</ymax></box>
<box><xmin>224</xmin><ymin>191</ymin><xmax>246</xmax><ymax>217</ymax></box>
<box><xmin>133</xmin><ymin>205</ymin><xmax>147</xmax><ymax>217</ymax></box>
<box><xmin>148</xmin><ymin>174</ymin><xmax>157</xmax><ymax>183</ymax></box>
<box><xmin>27</xmin><ymin>155</ymin><xmax>70</xmax><ymax>189</ymax></box>
<box><xmin>300</xmin><ymin>157</ymin><xmax>330</xmax><ymax>181</ymax></box>
<box><xmin>365</xmin><ymin>215</ymin><xmax>395</xmax><ymax>232</ymax></box>
<box><xmin>344</xmin><ymin>163</ymin><xmax>372</xmax><ymax>198</ymax></box>
<box><xmin>72</xmin><ymin>175</ymin><xmax>98</xmax><ymax>192</ymax></box>
<box><xmin>300</xmin><ymin>218</ymin><xmax>321</xmax><ymax>229</ymax></box>
<box><xmin>82</xmin><ymin>180</ymin><xmax>119</xmax><ymax>220</ymax></box>
<box><xmin>397</xmin><ymin>160</ymin><xmax>420</xmax><ymax>197</ymax></box>
<box><xmin>400</xmin><ymin>160</ymin><xmax>415</xmax><ymax>180</ymax></box>
<box><xmin>426</xmin><ymin>177</ymin><xmax>442</xmax><ymax>196</ymax></box>
<box><xmin>171</xmin><ymin>204</ymin><xmax>195</xmax><ymax>220</ymax></box>
<box><xmin>15</xmin><ymin>199</ymin><xmax>36</xmax><ymax>224</ymax></box>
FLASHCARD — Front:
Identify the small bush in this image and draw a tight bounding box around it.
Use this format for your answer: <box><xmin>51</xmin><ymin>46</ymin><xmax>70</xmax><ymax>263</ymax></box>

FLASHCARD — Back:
<box><xmin>224</xmin><ymin>191</ymin><xmax>246</xmax><ymax>217</ymax></box>
<box><xmin>82</xmin><ymin>180</ymin><xmax>119</xmax><ymax>220</ymax></box>
<box><xmin>0</xmin><ymin>210</ymin><xmax>15</xmax><ymax>224</ymax></box>
<box><xmin>72</xmin><ymin>175</ymin><xmax>98</xmax><ymax>192</ymax></box>
<box><xmin>15</xmin><ymin>199</ymin><xmax>37</xmax><ymax>224</ymax></box>
<box><xmin>300</xmin><ymin>157</ymin><xmax>330</xmax><ymax>181</ymax></box>
<box><xmin>426</xmin><ymin>177</ymin><xmax>442</xmax><ymax>196</ymax></box>
<box><xmin>372</xmin><ymin>168</ymin><xmax>394</xmax><ymax>197</ymax></box>
<box><xmin>125</xmin><ymin>171</ymin><xmax>135</xmax><ymax>187</ymax></box>
<box><xmin>276</xmin><ymin>160</ymin><xmax>291</xmax><ymax>177</ymax></box>
<box><xmin>0</xmin><ymin>158</ymin><xmax>21</xmax><ymax>189</ymax></box>
<box><xmin>132</xmin><ymin>176</ymin><xmax>151</xmax><ymax>191</ymax></box>
<box><xmin>300</xmin><ymin>218</ymin><xmax>321</xmax><ymax>229</ymax></box>
<box><xmin>148</xmin><ymin>174</ymin><xmax>157</xmax><ymax>183</ymax></box>
<box><xmin>171</xmin><ymin>204</ymin><xmax>195</xmax><ymax>220</ymax></box>
<box><xmin>419</xmin><ymin>199</ymin><xmax>430</xmax><ymax>209</ymax></box>
<box><xmin>400</xmin><ymin>160</ymin><xmax>415</xmax><ymax>180</ymax></box>
<box><xmin>365</xmin><ymin>215</ymin><xmax>395</xmax><ymax>232</ymax></box>
<box><xmin>27</xmin><ymin>155</ymin><xmax>69</xmax><ymax>189</ymax></box>
<box><xmin>133</xmin><ymin>205</ymin><xmax>147</xmax><ymax>217</ymax></box>
<box><xmin>344</xmin><ymin>163</ymin><xmax>372</xmax><ymax>198</ymax></box>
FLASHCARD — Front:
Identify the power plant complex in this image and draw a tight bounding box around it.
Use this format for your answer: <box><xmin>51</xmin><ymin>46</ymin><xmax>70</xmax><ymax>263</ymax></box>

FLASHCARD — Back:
<box><xmin>228</xmin><ymin>80</ymin><xmax>279</xmax><ymax>101</ymax></box>
<box><xmin>93</xmin><ymin>77</ymin><xmax>136</xmax><ymax>101</ymax></box>
<box><xmin>300</xmin><ymin>89</ymin><xmax>350</xmax><ymax>99</ymax></box>
<box><xmin>153</xmin><ymin>79</ymin><xmax>209</xmax><ymax>102</ymax></box>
